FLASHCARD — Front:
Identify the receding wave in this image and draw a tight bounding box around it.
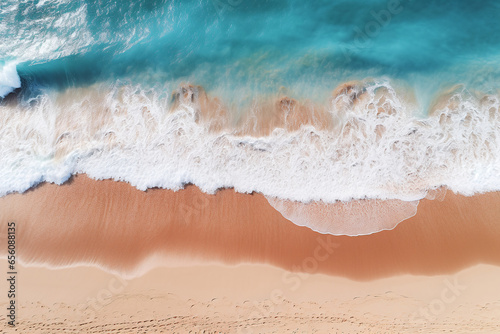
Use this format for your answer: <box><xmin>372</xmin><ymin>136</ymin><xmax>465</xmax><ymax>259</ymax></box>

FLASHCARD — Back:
<box><xmin>266</xmin><ymin>196</ymin><xmax>420</xmax><ymax>236</ymax></box>
<box><xmin>1</xmin><ymin>78</ymin><xmax>499</xmax><ymax>234</ymax></box>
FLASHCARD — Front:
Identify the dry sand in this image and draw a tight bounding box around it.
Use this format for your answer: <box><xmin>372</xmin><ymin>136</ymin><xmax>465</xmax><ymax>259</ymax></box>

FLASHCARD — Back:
<box><xmin>1</xmin><ymin>262</ymin><xmax>500</xmax><ymax>333</ymax></box>
<box><xmin>1</xmin><ymin>174</ymin><xmax>500</xmax><ymax>332</ymax></box>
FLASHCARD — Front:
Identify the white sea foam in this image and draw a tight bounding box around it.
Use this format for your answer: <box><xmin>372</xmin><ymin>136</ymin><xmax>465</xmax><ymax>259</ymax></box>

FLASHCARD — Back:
<box><xmin>266</xmin><ymin>196</ymin><xmax>420</xmax><ymax>236</ymax></box>
<box><xmin>0</xmin><ymin>1</ymin><xmax>162</xmax><ymax>65</ymax></box>
<box><xmin>0</xmin><ymin>81</ymin><xmax>499</xmax><ymax>210</ymax></box>
<box><xmin>0</xmin><ymin>61</ymin><xmax>21</xmax><ymax>98</ymax></box>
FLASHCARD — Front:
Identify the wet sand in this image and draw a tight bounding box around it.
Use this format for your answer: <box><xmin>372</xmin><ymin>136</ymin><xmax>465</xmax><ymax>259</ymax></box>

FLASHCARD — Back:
<box><xmin>1</xmin><ymin>174</ymin><xmax>500</xmax><ymax>332</ymax></box>
<box><xmin>1</xmin><ymin>174</ymin><xmax>500</xmax><ymax>279</ymax></box>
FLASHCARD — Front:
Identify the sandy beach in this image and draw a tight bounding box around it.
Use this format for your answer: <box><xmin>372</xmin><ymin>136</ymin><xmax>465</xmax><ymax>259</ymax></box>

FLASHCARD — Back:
<box><xmin>3</xmin><ymin>0</ymin><xmax>500</xmax><ymax>332</ymax></box>
<box><xmin>1</xmin><ymin>175</ymin><xmax>500</xmax><ymax>332</ymax></box>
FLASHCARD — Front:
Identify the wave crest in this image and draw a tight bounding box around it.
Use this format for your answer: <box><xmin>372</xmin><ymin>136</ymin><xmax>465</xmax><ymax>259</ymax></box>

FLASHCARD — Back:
<box><xmin>0</xmin><ymin>80</ymin><xmax>498</xmax><ymax>206</ymax></box>
<box><xmin>0</xmin><ymin>61</ymin><xmax>21</xmax><ymax>98</ymax></box>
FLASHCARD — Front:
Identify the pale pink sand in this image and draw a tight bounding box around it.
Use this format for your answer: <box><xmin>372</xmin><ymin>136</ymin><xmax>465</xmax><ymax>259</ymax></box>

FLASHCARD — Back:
<box><xmin>1</xmin><ymin>262</ymin><xmax>500</xmax><ymax>333</ymax></box>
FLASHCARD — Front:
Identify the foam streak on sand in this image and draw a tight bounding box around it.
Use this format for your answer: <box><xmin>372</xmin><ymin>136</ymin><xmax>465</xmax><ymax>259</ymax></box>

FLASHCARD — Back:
<box><xmin>266</xmin><ymin>196</ymin><xmax>420</xmax><ymax>235</ymax></box>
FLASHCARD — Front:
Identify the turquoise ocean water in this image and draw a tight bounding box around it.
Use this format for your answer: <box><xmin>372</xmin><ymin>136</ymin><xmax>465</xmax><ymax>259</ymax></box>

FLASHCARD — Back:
<box><xmin>2</xmin><ymin>0</ymin><xmax>500</xmax><ymax>102</ymax></box>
